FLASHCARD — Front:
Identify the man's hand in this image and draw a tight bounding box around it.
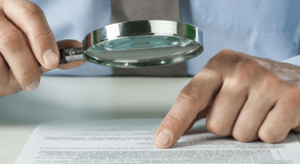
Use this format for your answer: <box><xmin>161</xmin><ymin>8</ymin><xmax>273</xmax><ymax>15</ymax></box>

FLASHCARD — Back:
<box><xmin>154</xmin><ymin>49</ymin><xmax>300</xmax><ymax>148</ymax></box>
<box><xmin>0</xmin><ymin>0</ymin><xmax>85</xmax><ymax>98</ymax></box>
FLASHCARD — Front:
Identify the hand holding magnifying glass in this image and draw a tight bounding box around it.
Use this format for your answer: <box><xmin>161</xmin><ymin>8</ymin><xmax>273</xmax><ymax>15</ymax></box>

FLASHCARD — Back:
<box><xmin>0</xmin><ymin>0</ymin><xmax>203</xmax><ymax>97</ymax></box>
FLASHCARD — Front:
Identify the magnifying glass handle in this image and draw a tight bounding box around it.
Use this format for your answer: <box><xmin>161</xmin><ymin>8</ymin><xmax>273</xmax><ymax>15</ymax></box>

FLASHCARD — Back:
<box><xmin>38</xmin><ymin>47</ymin><xmax>84</xmax><ymax>66</ymax></box>
<box><xmin>59</xmin><ymin>47</ymin><xmax>84</xmax><ymax>64</ymax></box>
<box><xmin>58</xmin><ymin>48</ymin><xmax>68</xmax><ymax>64</ymax></box>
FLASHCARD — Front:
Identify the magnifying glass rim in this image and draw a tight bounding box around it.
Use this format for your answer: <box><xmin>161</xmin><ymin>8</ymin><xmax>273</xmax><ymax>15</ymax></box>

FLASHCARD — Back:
<box><xmin>82</xmin><ymin>20</ymin><xmax>203</xmax><ymax>67</ymax></box>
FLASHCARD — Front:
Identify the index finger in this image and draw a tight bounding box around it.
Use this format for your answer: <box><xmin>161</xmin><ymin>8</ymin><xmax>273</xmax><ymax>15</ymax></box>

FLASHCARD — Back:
<box><xmin>3</xmin><ymin>0</ymin><xmax>59</xmax><ymax>69</ymax></box>
<box><xmin>154</xmin><ymin>68</ymin><xmax>222</xmax><ymax>148</ymax></box>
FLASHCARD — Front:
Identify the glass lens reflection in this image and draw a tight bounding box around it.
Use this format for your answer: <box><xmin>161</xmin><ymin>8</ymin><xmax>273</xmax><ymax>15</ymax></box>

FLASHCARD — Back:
<box><xmin>104</xmin><ymin>36</ymin><xmax>181</xmax><ymax>50</ymax></box>
<box><xmin>85</xmin><ymin>35</ymin><xmax>202</xmax><ymax>67</ymax></box>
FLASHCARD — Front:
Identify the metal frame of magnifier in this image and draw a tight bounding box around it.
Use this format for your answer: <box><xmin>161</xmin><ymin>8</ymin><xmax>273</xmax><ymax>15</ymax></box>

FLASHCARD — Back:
<box><xmin>59</xmin><ymin>20</ymin><xmax>203</xmax><ymax>67</ymax></box>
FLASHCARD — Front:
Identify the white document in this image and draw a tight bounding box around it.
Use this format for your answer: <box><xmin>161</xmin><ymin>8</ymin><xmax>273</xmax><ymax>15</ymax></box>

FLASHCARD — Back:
<box><xmin>16</xmin><ymin>119</ymin><xmax>300</xmax><ymax>164</ymax></box>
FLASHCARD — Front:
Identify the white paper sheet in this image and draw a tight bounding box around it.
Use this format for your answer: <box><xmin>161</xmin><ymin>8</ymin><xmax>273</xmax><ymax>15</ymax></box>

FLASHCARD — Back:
<box><xmin>16</xmin><ymin>119</ymin><xmax>300</xmax><ymax>164</ymax></box>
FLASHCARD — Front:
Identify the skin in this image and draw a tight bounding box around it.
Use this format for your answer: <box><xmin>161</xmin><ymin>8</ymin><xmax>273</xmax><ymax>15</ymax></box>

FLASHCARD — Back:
<box><xmin>0</xmin><ymin>0</ymin><xmax>85</xmax><ymax>98</ymax></box>
<box><xmin>154</xmin><ymin>50</ymin><xmax>300</xmax><ymax>148</ymax></box>
<box><xmin>1</xmin><ymin>0</ymin><xmax>299</xmax><ymax>147</ymax></box>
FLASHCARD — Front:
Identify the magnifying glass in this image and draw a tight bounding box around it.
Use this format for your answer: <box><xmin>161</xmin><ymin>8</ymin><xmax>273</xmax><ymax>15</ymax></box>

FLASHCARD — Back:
<box><xmin>58</xmin><ymin>20</ymin><xmax>203</xmax><ymax>68</ymax></box>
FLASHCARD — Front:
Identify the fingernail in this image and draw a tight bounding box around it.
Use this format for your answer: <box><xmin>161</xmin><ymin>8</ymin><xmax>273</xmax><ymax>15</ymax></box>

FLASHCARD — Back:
<box><xmin>25</xmin><ymin>81</ymin><xmax>39</xmax><ymax>91</ymax></box>
<box><xmin>43</xmin><ymin>49</ymin><xmax>58</xmax><ymax>66</ymax></box>
<box><xmin>156</xmin><ymin>129</ymin><xmax>171</xmax><ymax>146</ymax></box>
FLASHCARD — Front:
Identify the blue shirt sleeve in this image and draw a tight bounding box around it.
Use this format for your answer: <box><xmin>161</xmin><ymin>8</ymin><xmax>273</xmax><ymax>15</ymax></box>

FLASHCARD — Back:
<box><xmin>282</xmin><ymin>55</ymin><xmax>300</xmax><ymax>67</ymax></box>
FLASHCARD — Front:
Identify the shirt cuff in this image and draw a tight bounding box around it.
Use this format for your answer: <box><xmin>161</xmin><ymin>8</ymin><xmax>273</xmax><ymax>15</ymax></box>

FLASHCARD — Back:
<box><xmin>281</xmin><ymin>55</ymin><xmax>300</xmax><ymax>67</ymax></box>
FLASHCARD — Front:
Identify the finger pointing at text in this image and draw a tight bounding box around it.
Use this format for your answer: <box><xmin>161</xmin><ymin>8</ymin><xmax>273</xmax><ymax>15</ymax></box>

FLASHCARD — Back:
<box><xmin>154</xmin><ymin>49</ymin><xmax>300</xmax><ymax>148</ymax></box>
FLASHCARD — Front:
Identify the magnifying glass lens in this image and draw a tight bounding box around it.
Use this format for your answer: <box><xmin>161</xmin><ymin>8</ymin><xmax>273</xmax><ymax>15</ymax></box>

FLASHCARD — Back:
<box><xmin>85</xmin><ymin>35</ymin><xmax>203</xmax><ymax>67</ymax></box>
<box><xmin>104</xmin><ymin>36</ymin><xmax>181</xmax><ymax>50</ymax></box>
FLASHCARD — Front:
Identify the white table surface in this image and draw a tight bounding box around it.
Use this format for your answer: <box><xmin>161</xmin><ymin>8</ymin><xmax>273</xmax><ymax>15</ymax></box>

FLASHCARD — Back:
<box><xmin>0</xmin><ymin>76</ymin><xmax>191</xmax><ymax>164</ymax></box>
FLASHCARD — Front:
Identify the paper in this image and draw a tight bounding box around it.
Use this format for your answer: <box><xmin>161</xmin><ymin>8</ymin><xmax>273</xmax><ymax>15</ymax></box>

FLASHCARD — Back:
<box><xmin>16</xmin><ymin>119</ymin><xmax>300</xmax><ymax>164</ymax></box>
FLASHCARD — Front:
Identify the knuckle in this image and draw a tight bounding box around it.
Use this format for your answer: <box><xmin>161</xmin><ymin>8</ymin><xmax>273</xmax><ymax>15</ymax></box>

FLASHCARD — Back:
<box><xmin>236</xmin><ymin>58</ymin><xmax>260</xmax><ymax>77</ymax></box>
<box><xmin>258</xmin><ymin>130</ymin><xmax>281</xmax><ymax>144</ymax></box>
<box><xmin>177</xmin><ymin>84</ymin><xmax>199</xmax><ymax>104</ymax></box>
<box><xmin>232</xmin><ymin>73</ymin><xmax>247</xmax><ymax>85</ymax></box>
<box><xmin>261</xmin><ymin>72</ymin><xmax>281</xmax><ymax>91</ymax></box>
<box><xmin>206</xmin><ymin>119</ymin><xmax>230</xmax><ymax>136</ymax></box>
<box><xmin>232</xmin><ymin>130</ymin><xmax>253</xmax><ymax>142</ymax></box>
<box><xmin>225</xmin><ymin>74</ymin><xmax>250</xmax><ymax>93</ymax></box>
<box><xmin>163</xmin><ymin>113</ymin><xmax>185</xmax><ymax>130</ymax></box>
<box><xmin>0</xmin><ymin>29</ymin><xmax>22</xmax><ymax>47</ymax></box>
<box><xmin>206</xmin><ymin>49</ymin><xmax>237</xmax><ymax>68</ymax></box>
<box><xmin>18</xmin><ymin>69</ymin><xmax>39</xmax><ymax>86</ymax></box>
<box><xmin>29</xmin><ymin>30</ymin><xmax>52</xmax><ymax>43</ymax></box>
<box><xmin>19</xmin><ymin>1</ymin><xmax>43</xmax><ymax>18</ymax></box>
<box><xmin>226</xmin><ymin>76</ymin><xmax>248</xmax><ymax>91</ymax></box>
<box><xmin>231</xmin><ymin>58</ymin><xmax>262</xmax><ymax>85</ymax></box>
<box><xmin>215</xmin><ymin>49</ymin><xmax>236</xmax><ymax>59</ymax></box>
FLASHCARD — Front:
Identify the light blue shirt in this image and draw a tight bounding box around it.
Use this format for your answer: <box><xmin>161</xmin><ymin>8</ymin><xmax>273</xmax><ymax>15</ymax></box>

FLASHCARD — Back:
<box><xmin>31</xmin><ymin>0</ymin><xmax>300</xmax><ymax>76</ymax></box>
